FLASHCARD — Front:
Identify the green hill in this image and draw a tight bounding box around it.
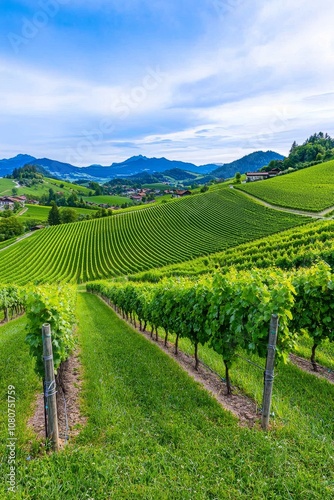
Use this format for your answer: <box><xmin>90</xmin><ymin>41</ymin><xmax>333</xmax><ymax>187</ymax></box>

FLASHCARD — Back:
<box><xmin>237</xmin><ymin>159</ymin><xmax>334</xmax><ymax>211</ymax></box>
<box><xmin>0</xmin><ymin>189</ymin><xmax>306</xmax><ymax>284</ymax></box>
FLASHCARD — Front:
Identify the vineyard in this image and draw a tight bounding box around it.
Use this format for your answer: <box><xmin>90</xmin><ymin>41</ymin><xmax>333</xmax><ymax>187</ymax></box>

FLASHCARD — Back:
<box><xmin>130</xmin><ymin>219</ymin><xmax>334</xmax><ymax>281</ymax></box>
<box><xmin>1</xmin><ymin>292</ymin><xmax>333</xmax><ymax>498</ymax></box>
<box><xmin>1</xmin><ymin>166</ymin><xmax>334</xmax><ymax>498</ymax></box>
<box><xmin>0</xmin><ymin>189</ymin><xmax>306</xmax><ymax>284</ymax></box>
<box><xmin>237</xmin><ymin>159</ymin><xmax>334</xmax><ymax>211</ymax></box>
<box><xmin>87</xmin><ymin>261</ymin><xmax>334</xmax><ymax>390</ymax></box>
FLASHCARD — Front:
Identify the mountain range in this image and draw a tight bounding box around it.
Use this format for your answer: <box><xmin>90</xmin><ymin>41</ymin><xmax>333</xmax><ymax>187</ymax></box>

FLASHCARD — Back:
<box><xmin>0</xmin><ymin>151</ymin><xmax>284</xmax><ymax>181</ymax></box>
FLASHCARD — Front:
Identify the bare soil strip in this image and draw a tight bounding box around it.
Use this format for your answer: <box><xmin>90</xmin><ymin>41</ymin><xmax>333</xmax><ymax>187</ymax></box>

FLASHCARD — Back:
<box><xmin>28</xmin><ymin>351</ymin><xmax>87</xmax><ymax>447</ymax></box>
<box><xmin>290</xmin><ymin>353</ymin><xmax>334</xmax><ymax>384</ymax></box>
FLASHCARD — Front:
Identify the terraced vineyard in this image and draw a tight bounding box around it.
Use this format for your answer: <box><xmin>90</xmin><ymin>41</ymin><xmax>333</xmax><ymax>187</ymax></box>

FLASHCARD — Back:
<box><xmin>0</xmin><ymin>189</ymin><xmax>306</xmax><ymax>284</ymax></box>
<box><xmin>237</xmin><ymin>160</ymin><xmax>334</xmax><ymax>211</ymax></box>
<box><xmin>130</xmin><ymin>220</ymin><xmax>334</xmax><ymax>281</ymax></box>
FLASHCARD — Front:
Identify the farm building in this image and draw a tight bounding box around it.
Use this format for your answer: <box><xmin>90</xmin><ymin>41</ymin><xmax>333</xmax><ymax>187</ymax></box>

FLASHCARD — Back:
<box><xmin>246</xmin><ymin>170</ymin><xmax>280</xmax><ymax>182</ymax></box>
<box><xmin>174</xmin><ymin>190</ymin><xmax>192</xmax><ymax>197</ymax></box>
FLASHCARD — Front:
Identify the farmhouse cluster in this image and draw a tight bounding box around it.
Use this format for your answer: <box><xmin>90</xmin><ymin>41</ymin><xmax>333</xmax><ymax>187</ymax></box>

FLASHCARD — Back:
<box><xmin>0</xmin><ymin>195</ymin><xmax>26</xmax><ymax>211</ymax></box>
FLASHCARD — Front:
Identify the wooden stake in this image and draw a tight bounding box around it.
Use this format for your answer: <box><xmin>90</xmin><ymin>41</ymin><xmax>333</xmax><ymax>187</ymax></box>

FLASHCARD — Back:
<box><xmin>261</xmin><ymin>314</ymin><xmax>278</xmax><ymax>431</ymax></box>
<box><xmin>42</xmin><ymin>324</ymin><xmax>59</xmax><ymax>451</ymax></box>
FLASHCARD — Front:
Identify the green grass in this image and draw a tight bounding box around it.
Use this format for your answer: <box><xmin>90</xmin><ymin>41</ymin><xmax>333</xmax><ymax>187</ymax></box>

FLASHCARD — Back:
<box><xmin>18</xmin><ymin>204</ymin><xmax>97</xmax><ymax>222</ymax></box>
<box><xmin>2</xmin><ymin>294</ymin><xmax>333</xmax><ymax>498</ymax></box>
<box><xmin>0</xmin><ymin>317</ymin><xmax>41</xmax><ymax>497</ymax></box>
<box><xmin>10</xmin><ymin>177</ymin><xmax>91</xmax><ymax>199</ymax></box>
<box><xmin>0</xmin><ymin>189</ymin><xmax>307</xmax><ymax>284</ymax></box>
<box><xmin>82</xmin><ymin>195</ymin><xmax>133</xmax><ymax>206</ymax></box>
<box><xmin>0</xmin><ymin>178</ymin><xmax>17</xmax><ymax>195</ymax></box>
<box><xmin>18</xmin><ymin>205</ymin><xmax>50</xmax><ymax>221</ymax></box>
<box><xmin>293</xmin><ymin>334</ymin><xmax>334</xmax><ymax>371</ymax></box>
<box><xmin>237</xmin><ymin>160</ymin><xmax>334</xmax><ymax>211</ymax></box>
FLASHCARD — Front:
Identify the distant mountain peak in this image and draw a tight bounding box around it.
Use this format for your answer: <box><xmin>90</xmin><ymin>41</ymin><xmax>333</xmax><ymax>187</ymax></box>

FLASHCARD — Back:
<box><xmin>0</xmin><ymin>150</ymin><xmax>284</xmax><ymax>181</ymax></box>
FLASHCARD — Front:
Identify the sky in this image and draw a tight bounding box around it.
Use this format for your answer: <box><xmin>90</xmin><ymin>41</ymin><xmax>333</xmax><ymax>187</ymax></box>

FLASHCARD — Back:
<box><xmin>1</xmin><ymin>0</ymin><xmax>334</xmax><ymax>166</ymax></box>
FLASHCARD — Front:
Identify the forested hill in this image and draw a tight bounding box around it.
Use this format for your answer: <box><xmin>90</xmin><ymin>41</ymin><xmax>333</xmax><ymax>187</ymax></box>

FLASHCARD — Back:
<box><xmin>262</xmin><ymin>132</ymin><xmax>334</xmax><ymax>172</ymax></box>
<box><xmin>212</xmin><ymin>151</ymin><xmax>284</xmax><ymax>178</ymax></box>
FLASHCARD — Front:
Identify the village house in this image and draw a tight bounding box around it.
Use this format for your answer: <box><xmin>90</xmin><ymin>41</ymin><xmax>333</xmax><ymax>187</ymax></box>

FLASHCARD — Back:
<box><xmin>246</xmin><ymin>169</ymin><xmax>280</xmax><ymax>182</ymax></box>
<box><xmin>174</xmin><ymin>189</ymin><xmax>192</xmax><ymax>198</ymax></box>
<box><xmin>0</xmin><ymin>195</ymin><xmax>26</xmax><ymax>211</ymax></box>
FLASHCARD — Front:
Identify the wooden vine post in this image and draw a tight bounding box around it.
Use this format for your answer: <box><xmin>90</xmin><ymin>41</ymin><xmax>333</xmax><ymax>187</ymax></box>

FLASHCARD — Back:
<box><xmin>42</xmin><ymin>323</ymin><xmax>59</xmax><ymax>451</ymax></box>
<box><xmin>261</xmin><ymin>314</ymin><xmax>278</xmax><ymax>431</ymax></box>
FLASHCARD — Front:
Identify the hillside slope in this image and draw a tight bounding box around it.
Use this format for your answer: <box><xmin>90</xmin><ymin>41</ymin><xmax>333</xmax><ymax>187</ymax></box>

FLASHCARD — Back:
<box><xmin>237</xmin><ymin>160</ymin><xmax>334</xmax><ymax>211</ymax></box>
<box><xmin>0</xmin><ymin>189</ymin><xmax>306</xmax><ymax>284</ymax></box>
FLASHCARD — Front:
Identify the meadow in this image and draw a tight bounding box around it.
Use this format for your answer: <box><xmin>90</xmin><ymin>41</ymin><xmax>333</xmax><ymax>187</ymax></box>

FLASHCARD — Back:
<box><xmin>18</xmin><ymin>204</ymin><xmax>96</xmax><ymax>222</ymax></box>
<box><xmin>82</xmin><ymin>194</ymin><xmax>133</xmax><ymax>206</ymax></box>
<box><xmin>0</xmin><ymin>177</ymin><xmax>92</xmax><ymax>199</ymax></box>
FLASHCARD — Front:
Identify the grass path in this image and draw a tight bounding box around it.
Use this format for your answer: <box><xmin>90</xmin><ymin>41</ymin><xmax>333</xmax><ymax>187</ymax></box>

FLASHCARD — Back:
<box><xmin>1</xmin><ymin>294</ymin><xmax>334</xmax><ymax>498</ymax></box>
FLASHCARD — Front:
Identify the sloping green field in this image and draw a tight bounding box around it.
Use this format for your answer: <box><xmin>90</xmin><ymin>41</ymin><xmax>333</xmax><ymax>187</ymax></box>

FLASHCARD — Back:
<box><xmin>0</xmin><ymin>189</ymin><xmax>306</xmax><ymax>284</ymax></box>
<box><xmin>237</xmin><ymin>160</ymin><xmax>334</xmax><ymax>211</ymax></box>
<box><xmin>0</xmin><ymin>177</ymin><xmax>91</xmax><ymax>199</ymax></box>
<box><xmin>18</xmin><ymin>204</ymin><xmax>96</xmax><ymax>222</ymax></box>
<box><xmin>82</xmin><ymin>194</ymin><xmax>133</xmax><ymax>206</ymax></box>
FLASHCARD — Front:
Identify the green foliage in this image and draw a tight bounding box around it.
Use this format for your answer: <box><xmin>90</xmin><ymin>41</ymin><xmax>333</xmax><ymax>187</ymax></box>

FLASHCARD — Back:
<box><xmin>0</xmin><ymin>189</ymin><xmax>306</xmax><ymax>284</ymax></box>
<box><xmin>0</xmin><ymin>216</ymin><xmax>24</xmax><ymax>241</ymax></box>
<box><xmin>290</xmin><ymin>262</ymin><xmax>334</xmax><ymax>362</ymax></box>
<box><xmin>89</xmin><ymin>262</ymin><xmax>334</xmax><ymax>381</ymax></box>
<box><xmin>0</xmin><ymin>284</ymin><xmax>25</xmax><ymax>321</ymax></box>
<box><xmin>87</xmin><ymin>268</ymin><xmax>297</xmax><ymax>386</ymax></box>
<box><xmin>25</xmin><ymin>284</ymin><xmax>77</xmax><ymax>377</ymax></box>
<box><xmin>47</xmin><ymin>201</ymin><xmax>61</xmax><ymax>226</ymax></box>
<box><xmin>234</xmin><ymin>172</ymin><xmax>241</xmax><ymax>184</ymax></box>
<box><xmin>59</xmin><ymin>207</ymin><xmax>78</xmax><ymax>224</ymax></box>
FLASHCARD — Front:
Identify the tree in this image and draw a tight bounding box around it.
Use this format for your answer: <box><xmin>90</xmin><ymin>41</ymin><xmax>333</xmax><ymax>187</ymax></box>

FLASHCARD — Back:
<box><xmin>235</xmin><ymin>172</ymin><xmax>241</xmax><ymax>184</ymax></box>
<box><xmin>48</xmin><ymin>188</ymin><xmax>56</xmax><ymax>204</ymax></box>
<box><xmin>0</xmin><ymin>217</ymin><xmax>24</xmax><ymax>240</ymax></box>
<box><xmin>12</xmin><ymin>188</ymin><xmax>18</xmax><ymax>196</ymax></box>
<box><xmin>48</xmin><ymin>201</ymin><xmax>61</xmax><ymax>226</ymax></box>
<box><xmin>200</xmin><ymin>185</ymin><xmax>209</xmax><ymax>193</ymax></box>
<box><xmin>60</xmin><ymin>208</ymin><xmax>78</xmax><ymax>224</ymax></box>
<box><xmin>67</xmin><ymin>193</ymin><xmax>78</xmax><ymax>207</ymax></box>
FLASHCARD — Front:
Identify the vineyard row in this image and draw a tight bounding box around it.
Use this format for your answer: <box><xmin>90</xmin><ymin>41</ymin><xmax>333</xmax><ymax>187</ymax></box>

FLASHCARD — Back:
<box><xmin>87</xmin><ymin>261</ymin><xmax>334</xmax><ymax>391</ymax></box>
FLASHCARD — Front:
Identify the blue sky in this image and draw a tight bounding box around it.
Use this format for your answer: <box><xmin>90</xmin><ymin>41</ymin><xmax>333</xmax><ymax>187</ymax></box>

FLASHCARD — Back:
<box><xmin>1</xmin><ymin>0</ymin><xmax>334</xmax><ymax>166</ymax></box>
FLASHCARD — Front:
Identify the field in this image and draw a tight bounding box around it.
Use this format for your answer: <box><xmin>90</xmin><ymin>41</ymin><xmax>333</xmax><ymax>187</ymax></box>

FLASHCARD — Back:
<box><xmin>0</xmin><ymin>177</ymin><xmax>17</xmax><ymax>195</ymax></box>
<box><xmin>0</xmin><ymin>189</ymin><xmax>306</xmax><ymax>284</ymax></box>
<box><xmin>0</xmin><ymin>294</ymin><xmax>333</xmax><ymax>498</ymax></box>
<box><xmin>82</xmin><ymin>194</ymin><xmax>133</xmax><ymax>206</ymax></box>
<box><xmin>18</xmin><ymin>204</ymin><xmax>96</xmax><ymax>222</ymax></box>
<box><xmin>237</xmin><ymin>160</ymin><xmax>334</xmax><ymax>211</ymax></box>
<box><xmin>0</xmin><ymin>177</ymin><xmax>91</xmax><ymax>199</ymax></box>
